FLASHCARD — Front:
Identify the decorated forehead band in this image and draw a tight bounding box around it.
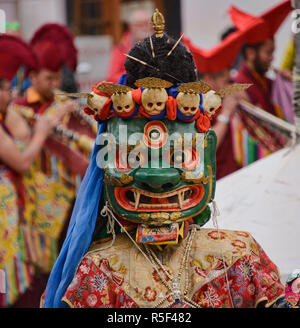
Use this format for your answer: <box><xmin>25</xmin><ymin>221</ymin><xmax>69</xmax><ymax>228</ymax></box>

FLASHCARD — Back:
<box><xmin>58</xmin><ymin>77</ymin><xmax>251</xmax><ymax>133</ymax></box>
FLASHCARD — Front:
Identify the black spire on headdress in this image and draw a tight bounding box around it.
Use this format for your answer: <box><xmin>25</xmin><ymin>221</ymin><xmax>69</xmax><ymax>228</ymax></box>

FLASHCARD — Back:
<box><xmin>124</xmin><ymin>10</ymin><xmax>197</xmax><ymax>88</ymax></box>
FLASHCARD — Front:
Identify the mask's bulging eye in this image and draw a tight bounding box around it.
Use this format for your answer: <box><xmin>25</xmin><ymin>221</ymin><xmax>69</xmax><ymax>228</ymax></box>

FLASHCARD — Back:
<box><xmin>127</xmin><ymin>151</ymin><xmax>146</xmax><ymax>168</ymax></box>
<box><xmin>172</xmin><ymin>151</ymin><xmax>186</xmax><ymax>165</ymax></box>
<box><xmin>143</xmin><ymin>121</ymin><xmax>168</xmax><ymax>149</ymax></box>
<box><xmin>116</xmin><ymin>147</ymin><xmax>147</xmax><ymax>171</ymax></box>
<box><xmin>149</xmin><ymin>129</ymin><xmax>161</xmax><ymax>140</ymax></box>
<box><xmin>116</xmin><ymin>148</ymin><xmax>130</xmax><ymax>171</ymax></box>
<box><xmin>168</xmin><ymin>147</ymin><xmax>200</xmax><ymax>169</ymax></box>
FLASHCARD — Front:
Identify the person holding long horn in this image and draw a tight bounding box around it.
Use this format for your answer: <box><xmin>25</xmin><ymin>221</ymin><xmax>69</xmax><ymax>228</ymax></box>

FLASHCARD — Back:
<box><xmin>0</xmin><ymin>34</ymin><xmax>75</xmax><ymax>307</ymax></box>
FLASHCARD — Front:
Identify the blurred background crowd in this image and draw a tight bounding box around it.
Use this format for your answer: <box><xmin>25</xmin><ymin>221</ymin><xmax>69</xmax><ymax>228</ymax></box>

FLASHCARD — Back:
<box><xmin>0</xmin><ymin>0</ymin><xmax>293</xmax><ymax>89</ymax></box>
<box><xmin>0</xmin><ymin>0</ymin><xmax>297</xmax><ymax>308</ymax></box>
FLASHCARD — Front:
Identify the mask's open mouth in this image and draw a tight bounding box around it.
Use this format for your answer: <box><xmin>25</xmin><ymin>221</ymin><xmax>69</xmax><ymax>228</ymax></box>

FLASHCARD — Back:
<box><xmin>114</xmin><ymin>185</ymin><xmax>204</xmax><ymax>211</ymax></box>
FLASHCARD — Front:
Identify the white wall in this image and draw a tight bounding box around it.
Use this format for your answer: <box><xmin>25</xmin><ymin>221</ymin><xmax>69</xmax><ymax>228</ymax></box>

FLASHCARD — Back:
<box><xmin>0</xmin><ymin>0</ymin><xmax>18</xmax><ymax>21</ymax></box>
<box><xmin>0</xmin><ymin>0</ymin><xmax>67</xmax><ymax>40</ymax></box>
<box><xmin>18</xmin><ymin>0</ymin><xmax>67</xmax><ymax>41</ymax></box>
<box><xmin>181</xmin><ymin>0</ymin><xmax>293</xmax><ymax>68</ymax></box>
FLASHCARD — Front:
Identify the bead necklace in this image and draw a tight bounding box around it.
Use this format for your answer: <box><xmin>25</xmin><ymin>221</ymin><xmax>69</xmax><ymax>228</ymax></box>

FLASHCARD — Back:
<box><xmin>101</xmin><ymin>202</ymin><xmax>234</xmax><ymax>308</ymax></box>
<box><xmin>101</xmin><ymin>202</ymin><xmax>201</xmax><ymax>307</ymax></box>
<box><xmin>145</xmin><ymin>226</ymin><xmax>201</xmax><ymax>308</ymax></box>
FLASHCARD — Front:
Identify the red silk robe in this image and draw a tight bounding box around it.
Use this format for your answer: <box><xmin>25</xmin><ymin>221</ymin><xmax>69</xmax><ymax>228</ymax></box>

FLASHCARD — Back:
<box><xmin>231</xmin><ymin>63</ymin><xmax>288</xmax><ymax>166</ymax></box>
<box><xmin>233</xmin><ymin>63</ymin><xmax>275</xmax><ymax>115</ymax></box>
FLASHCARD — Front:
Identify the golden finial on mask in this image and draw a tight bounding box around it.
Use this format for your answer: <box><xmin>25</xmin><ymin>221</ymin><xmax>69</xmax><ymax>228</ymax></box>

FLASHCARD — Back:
<box><xmin>151</xmin><ymin>8</ymin><xmax>165</xmax><ymax>38</ymax></box>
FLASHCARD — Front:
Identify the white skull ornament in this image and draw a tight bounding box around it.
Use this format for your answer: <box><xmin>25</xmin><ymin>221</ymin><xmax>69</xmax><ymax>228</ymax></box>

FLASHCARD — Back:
<box><xmin>176</xmin><ymin>92</ymin><xmax>200</xmax><ymax>117</ymax></box>
<box><xmin>111</xmin><ymin>91</ymin><xmax>135</xmax><ymax>114</ymax></box>
<box><xmin>87</xmin><ymin>91</ymin><xmax>109</xmax><ymax>113</ymax></box>
<box><xmin>141</xmin><ymin>88</ymin><xmax>168</xmax><ymax>115</ymax></box>
<box><xmin>202</xmin><ymin>90</ymin><xmax>222</xmax><ymax>117</ymax></box>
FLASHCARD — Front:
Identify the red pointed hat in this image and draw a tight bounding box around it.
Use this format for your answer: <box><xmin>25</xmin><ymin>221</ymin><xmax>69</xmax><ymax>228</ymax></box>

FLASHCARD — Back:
<box><xmin>30</xmin><ymin>23</ymin><xmax>78</xmax><ymax>72</ymax></box>
<box><xmin>229</xmin><ymin>0</ymin><xmax>292</xmax><ymax>44</ymax></box>
<box><xmin>0</xmin><ymin>34</ymin><xmax>37</xmax><ymax>80</ymax></box>
<box><xmin>182</xmin><ymin>29</ymin><xmax>246</xmax><ymax>73</ymax></box>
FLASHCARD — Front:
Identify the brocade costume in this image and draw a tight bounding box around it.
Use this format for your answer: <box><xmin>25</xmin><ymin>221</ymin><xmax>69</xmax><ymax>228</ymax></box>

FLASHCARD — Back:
<box><xmin>9</xmin><ymin>25</ymin><xmax>96</xmax><ymax>308</ymax></box>
<box><xmin>0</xmin><ymin>35</ymin><xmax>37</xmax><ymax>307</ymax></box>
<box><xmin>0</xmin><ymin>119</ymin><xmax>35</xmax><ymax>307</ymax></box>
<box><xmin>62</xmin><ymin>228</ymin><xmax>284</xmax><ymax>308</ymax></box>
<box><xmin>42</xmin><ymin>8</ymin><xmax>294</xmax><ymax>309</ymax></box>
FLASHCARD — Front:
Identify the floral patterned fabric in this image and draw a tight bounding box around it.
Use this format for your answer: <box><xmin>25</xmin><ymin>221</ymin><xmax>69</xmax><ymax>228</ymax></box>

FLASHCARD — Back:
<box><xmin>19</xmin><ymin>149</ymin><xmax>76</xmax><ymax>273</ymax></box>
<box><xmin>62</xmin><ymin>228</ymin><xmax>285</xmax><ymax>308</ymax></box>
<box><xmin>284</xmin><ymin>270</ymin><xmax>300</xmax><ymax>308</ymax></box>
<box><xmin>62</xmin><ymin>257</ymin><xmax>138</xmax><ymax>308</ymax></box>
<box><xmin>0</xmin><ymin>166</ymin><xmax>34</xmax><ymax>307</ymax></box>
<box><xmin>23</xmin><ymin>167</ymin><xmax>75</xmax><ymax>240</ymax></box>
<box><xmin>0</xmin><ymin>167</ymin><xmax>20</xmax><ymax>268</ymax></box>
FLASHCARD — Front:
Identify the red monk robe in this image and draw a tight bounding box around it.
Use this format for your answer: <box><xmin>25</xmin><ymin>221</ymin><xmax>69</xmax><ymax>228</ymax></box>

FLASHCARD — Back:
<box><xmin>228</xmin><ymin>1</ymin><xmax>292</xmax><ymax>166</ymax></box>
<box><xmin>233</xmin><ymin>63</ymin><xmax>276</xmax><ymax>116</ymax></box>
<box><xmin>212</xmin><ymin>114</ymin><xmax>239</xmax><ymax>180</ymax></box>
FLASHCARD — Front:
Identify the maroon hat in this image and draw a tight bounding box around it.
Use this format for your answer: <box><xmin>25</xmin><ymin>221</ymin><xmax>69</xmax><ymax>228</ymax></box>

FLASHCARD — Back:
<box><xmin>0</xmin><ymin>34</ymin><xmax>37</xmax><ymax>80</ymax></box>
<box><xmin>31</xmin><ymin>40</ymin><xmax>64</xmax><ymax>72</ymax></box>
<box><xmin>30</xmin><ymin>23</ymin><xmax>78</xmax><ymax>72</ymax></box>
